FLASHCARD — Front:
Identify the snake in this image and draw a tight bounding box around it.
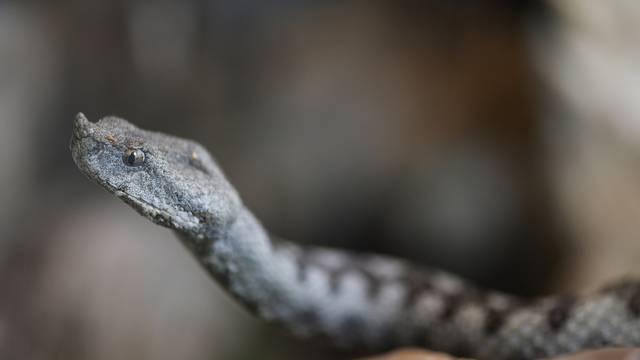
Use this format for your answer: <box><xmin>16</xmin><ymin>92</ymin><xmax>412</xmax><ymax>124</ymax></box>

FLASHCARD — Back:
<box><xmin>70</xmin><ymin>113</ymin><xmax>640</xmax><ymax>359</ymax></box>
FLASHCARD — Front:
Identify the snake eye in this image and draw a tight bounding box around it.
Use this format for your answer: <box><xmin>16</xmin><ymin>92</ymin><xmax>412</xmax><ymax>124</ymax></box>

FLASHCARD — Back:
<box><xmin>123</xmin><ymin>148</ymin><xmax>145</xmax><ymax>166</ymax></box>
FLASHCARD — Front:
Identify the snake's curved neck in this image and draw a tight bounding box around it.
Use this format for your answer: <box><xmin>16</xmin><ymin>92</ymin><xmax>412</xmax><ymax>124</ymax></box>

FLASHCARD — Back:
<box><xmin>177</xmin><ymin>203</ymin><xmax>517</xmax><ymax>355</ymax></box>
<box><xmin>180</xmin><ymin>202</ymin><xmax>640</xmax><ymax>359</ymax></box>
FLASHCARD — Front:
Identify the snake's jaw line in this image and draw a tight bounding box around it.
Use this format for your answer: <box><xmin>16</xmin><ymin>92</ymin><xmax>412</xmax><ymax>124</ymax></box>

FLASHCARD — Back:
<box><xmin>116</xmin><ymin>190</ymin><xmax>204</xmax><ymax>234</ymax></box>
<box><xmin>71</xmin><ymin>115</ymin><xmax>640</xmax><ymax>360</ymax></box>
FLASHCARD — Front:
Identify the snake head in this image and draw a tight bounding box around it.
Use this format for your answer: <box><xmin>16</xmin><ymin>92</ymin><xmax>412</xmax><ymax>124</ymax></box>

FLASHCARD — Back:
<box><xmin>70</xmin><ymin>113</ymin><xmax>241</xmax><ymax>237</ymax></box>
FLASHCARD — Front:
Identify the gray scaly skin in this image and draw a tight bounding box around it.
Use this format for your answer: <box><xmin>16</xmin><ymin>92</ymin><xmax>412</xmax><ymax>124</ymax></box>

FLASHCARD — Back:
<box><xmin>70</xmin><ymin>114</ymin><xmax>640</xmax><ymax>359</ymax></box>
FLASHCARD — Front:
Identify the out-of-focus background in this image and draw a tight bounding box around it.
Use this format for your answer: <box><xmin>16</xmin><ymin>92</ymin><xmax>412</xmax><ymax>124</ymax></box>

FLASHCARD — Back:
<box><xmin>1</xmin><ymin>0</ymin><xmax>640</xmax><ymax>359</ymax></box>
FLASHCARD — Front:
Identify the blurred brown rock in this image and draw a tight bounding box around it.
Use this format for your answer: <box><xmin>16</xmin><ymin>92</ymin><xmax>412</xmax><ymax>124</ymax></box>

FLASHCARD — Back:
<box><xmin>361</xmin><ymin>348</ymin><xmax>471</xmax><ymax>360</ymax></box>
<box><xmin>362</xmin><ymin>348</ymin><xmax>640</xmax><ymax>360</ymax></box>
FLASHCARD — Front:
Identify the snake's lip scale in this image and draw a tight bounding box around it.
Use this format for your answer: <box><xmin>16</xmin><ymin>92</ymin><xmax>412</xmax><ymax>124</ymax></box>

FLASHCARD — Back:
<box><xmin>102</xmin><ymin>181</ymin><xmax>201</xmax><ymax>232</ymax></box>
<box><xmin>103</xmin><ymin>182</ymin><xmax>172</xmax><ymax>224</ymax></box>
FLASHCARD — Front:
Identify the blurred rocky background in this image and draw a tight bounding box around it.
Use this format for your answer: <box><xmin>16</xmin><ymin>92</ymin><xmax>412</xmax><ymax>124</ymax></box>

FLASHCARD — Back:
<box><xmin>0</xmin><ymin>0</ymin><xmax>638</xmax><ymax>359</ymax></box>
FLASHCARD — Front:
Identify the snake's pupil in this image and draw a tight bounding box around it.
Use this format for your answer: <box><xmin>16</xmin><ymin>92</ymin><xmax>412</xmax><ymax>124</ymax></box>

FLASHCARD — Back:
<box><xmin>123</xmin><ymin>148</ymin><xmax>145</xmax><ymax>166</ymax></box>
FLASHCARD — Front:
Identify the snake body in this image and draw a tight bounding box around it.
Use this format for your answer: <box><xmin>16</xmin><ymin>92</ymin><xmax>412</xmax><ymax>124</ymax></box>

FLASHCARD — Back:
<box><xmin>70</xmin><ymin>114</ymin><xmax>640</xmax><ymax>359</ymax></box>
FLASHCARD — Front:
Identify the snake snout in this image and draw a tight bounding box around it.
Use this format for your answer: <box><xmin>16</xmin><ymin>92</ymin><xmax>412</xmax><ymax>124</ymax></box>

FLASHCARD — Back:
<box><xmin>72</xmin><ymin>112</ymin><xmax>96</xmax><ymax>139</ymax></box>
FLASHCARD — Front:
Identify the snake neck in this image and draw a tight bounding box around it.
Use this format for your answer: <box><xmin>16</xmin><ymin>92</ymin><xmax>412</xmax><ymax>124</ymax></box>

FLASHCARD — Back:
<box><xmin>176</xmin><ymin>204</ymin><xmax>640</xmax><ymax>359</ymax></box>
<box><xmin>167</xmin><ymin>197</ymin><xmax>640</xmax><ymax>360</ymax></box>
<box><xmin>174</xmin><ymin>206</ymin><xmax>525</xmax><ymax>354</ymax></box>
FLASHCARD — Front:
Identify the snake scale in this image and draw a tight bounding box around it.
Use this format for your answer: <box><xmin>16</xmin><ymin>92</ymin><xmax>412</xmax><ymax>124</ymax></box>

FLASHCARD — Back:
<box><xmin>70</xmin><ymin>114</ymin><xmax>640</xmax><ymax>359</ymax></box>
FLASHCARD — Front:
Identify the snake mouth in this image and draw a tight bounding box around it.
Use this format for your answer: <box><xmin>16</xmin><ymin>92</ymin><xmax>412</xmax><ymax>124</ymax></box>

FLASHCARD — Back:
<box><xmin>100</xmin><ymin>180</ymin><xmax>201</xmax><ymax>232</ymax></box>
<box><xmin>119</xmin><ymin>193</ymin><xmax>176</xmax><ymax>228</ymax></box>
<box><xmin>101</xmin><ymin>181</ymin><xmax>170</xmax><ymax>223</ymax></box>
